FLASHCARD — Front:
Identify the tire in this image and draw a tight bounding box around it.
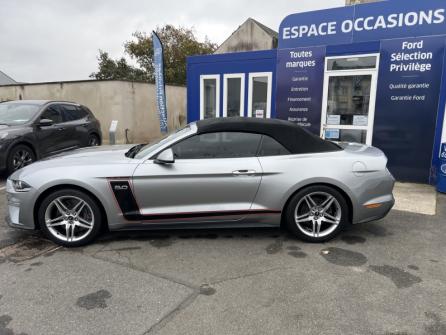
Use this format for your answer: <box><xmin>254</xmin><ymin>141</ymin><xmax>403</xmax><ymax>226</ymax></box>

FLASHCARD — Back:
<box><xmin>285</xmin><ymin>185</ymin><xmax>349</xmax><ymax>243</ymax></box>
<box><xmin>88</xmin><ymin>134</ymin><xmax>100</xmax><ymax>146</ymax></box>
<box><xmin>38</xmin><ymin>189</ymin><xmax>103</xmax><ymax>247</ymax></box>
<box><xmin>6</xmin><ymin>144</ymin><xmax>36</xmax><ymax>175</ymax></box>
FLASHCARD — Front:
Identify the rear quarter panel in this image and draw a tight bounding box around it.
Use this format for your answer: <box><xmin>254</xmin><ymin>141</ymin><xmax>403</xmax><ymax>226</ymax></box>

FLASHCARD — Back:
<box><xmin>256</xmin><ymin>150</ymin><xmax>394</xmax><ymax>223</ymax></box>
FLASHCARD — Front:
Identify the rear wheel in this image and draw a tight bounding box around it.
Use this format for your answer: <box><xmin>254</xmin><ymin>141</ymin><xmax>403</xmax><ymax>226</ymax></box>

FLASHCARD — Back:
<box><xmin>38</xmin><ymin>189</ymin><xmax>102</xmax><ymax>247</ymax></box>
<box><xmin>7</xmin><ymin>144</ymin><xmax>36</xmax><ymax>175</ymax></box>
<box><xmin>88</xmin><ymin>134</ymin><xmax>100</xmax><ymax>146</ymax></box>
<box><xmin>285</xmin><ymin>185</ymin><xmax>349</xmax><ymax>243</ymax></box>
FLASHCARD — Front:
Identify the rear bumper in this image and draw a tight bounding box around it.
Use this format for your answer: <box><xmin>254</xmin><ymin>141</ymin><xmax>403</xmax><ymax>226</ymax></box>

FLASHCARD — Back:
<box><xmin>352</xmin><ymin>169</ymin><xmax>395</xmax><ymax>224</ymax></box>
<box><xmin>354</xmin><ymin>194</ymin><xmax>395</xmax><ymax>224</ymax></box>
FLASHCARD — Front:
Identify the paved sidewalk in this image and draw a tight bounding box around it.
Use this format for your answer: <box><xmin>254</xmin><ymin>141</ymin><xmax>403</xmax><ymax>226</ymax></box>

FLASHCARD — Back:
<box><xmin>393</xmin><ymin>182</ymin><xmax>437</xmax><ymax>215</ymax></box>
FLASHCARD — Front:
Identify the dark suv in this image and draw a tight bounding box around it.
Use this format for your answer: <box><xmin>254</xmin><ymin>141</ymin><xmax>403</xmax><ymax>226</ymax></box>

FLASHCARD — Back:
<box><xmin>0</xmin><ymin>100</ymin><xmax>102</xmax><ymax>175</ymax></box>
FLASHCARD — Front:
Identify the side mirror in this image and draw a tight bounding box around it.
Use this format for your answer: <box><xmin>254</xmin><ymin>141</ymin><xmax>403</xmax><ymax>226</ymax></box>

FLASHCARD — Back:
<box><xmin>155</xmin><ymin>148</ymin><xmax>175</xmax><ymax>164</ymax></box>
<box><xmin>39</xmin><ymin>118</ymin><xmax>54</xmax><ymax>127</ymax></box>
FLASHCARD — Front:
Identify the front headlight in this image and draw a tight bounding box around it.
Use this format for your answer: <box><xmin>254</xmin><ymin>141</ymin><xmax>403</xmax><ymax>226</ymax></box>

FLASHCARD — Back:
<box><xmin>11</xmin><ymin>180</ymin><xmax>32</xmax><ymax>192</ymax></box>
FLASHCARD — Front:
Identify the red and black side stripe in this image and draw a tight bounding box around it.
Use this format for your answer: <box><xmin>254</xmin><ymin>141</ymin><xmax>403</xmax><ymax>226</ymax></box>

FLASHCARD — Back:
<box><xmin>109</xmin><ymin>179</ymin><xmax>281</xmax><ymax>221</ymax></box>
<box><xmin>109</xmin><ymin>180</ymin><xmax>140</xmax><ymax>220</ymax></box>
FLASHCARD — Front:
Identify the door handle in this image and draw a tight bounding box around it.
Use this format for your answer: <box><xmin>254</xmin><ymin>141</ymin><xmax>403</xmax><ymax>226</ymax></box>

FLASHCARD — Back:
<box><xmin>58</xmin><ymin>127</ymin><xmax>65</xmax><ymax>131</ymax></box>
<box><xmin>232</xmin><ymin>170</ymin><xmax>257</xmax><ymax>176</ymax></box>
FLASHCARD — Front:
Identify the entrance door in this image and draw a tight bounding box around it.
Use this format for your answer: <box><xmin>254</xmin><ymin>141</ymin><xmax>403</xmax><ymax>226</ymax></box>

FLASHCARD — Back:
<box><xmin>321</xmin><ymin>55</ymin><xmax>379</xmax><ymax>145</ymax></box>
<box><xmin>248</xmin><ymin>72</ymin><xmax>272</xmax><ymax>119</ymax></box>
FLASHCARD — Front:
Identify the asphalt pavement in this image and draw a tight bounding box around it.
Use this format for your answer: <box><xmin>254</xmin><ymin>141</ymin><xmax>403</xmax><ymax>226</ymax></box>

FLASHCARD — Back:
<box><xmin>0</xmin><ymin>182</ymin><xmax>446</xmax><ymax>335</ymax></box>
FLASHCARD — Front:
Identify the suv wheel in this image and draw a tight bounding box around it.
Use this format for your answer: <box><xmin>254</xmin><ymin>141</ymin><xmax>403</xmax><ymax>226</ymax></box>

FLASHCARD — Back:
<box><xmin>88</xmin><ymin>134</ymin><xmax>100</xmax><ymax>146</ymax></box>
<box><xmin>38</xmin><ymin>189</ymin><xmax>103</xmax><ymax>247</ymax></box>
<box><xmin>285</xmin><ymin>185</ymin><xmax>349</xmax><ymax>243</ymax></box>
<box><xmin>7</xmin><ymin>144</ymin><xmax>36</xmax><ymax>175</ymax></box>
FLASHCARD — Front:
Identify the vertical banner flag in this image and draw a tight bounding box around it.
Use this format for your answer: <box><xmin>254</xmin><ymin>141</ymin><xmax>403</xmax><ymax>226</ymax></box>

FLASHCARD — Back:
<box><xmin>152</xmin><ymin>31</ymin><xmax>168</xmax><ymax>134</ymax></box>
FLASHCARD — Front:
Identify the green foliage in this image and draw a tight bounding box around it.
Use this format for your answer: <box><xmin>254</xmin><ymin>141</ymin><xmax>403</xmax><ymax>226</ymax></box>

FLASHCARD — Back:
<box><xmin>90</xmin><ymin>25</ymin><xmax>217</xmax><ymax>85</ymax></box>
<box><xmin>90</xmin><ymin>51</ymin><xmax>148</xmax><ymax>81</ymax></box>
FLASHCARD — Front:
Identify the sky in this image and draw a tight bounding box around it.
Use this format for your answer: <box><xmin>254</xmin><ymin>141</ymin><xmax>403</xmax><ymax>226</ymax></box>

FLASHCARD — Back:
<box><xmin>0</xmin><ymin>0</ymin><xmax>344</xmax><ymax>83</ymax></box>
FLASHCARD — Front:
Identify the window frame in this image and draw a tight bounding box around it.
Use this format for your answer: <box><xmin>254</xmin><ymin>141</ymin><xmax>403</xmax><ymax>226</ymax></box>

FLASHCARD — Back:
<box><xmin>61</xmin><ymin>103</ymin><xmax>86</xmax><ymax>122</ymax></box>
<box><xmin>164</xmin><ymin>131</ymin><xmax>293</xmax><ymax>160</ymax></box>
<box><xmin>247</xmin><ymin>72</ymin><xmax>272</xmax><ymax>119</ymax></box>
<box><xmin>39</xmin><ymin>104</ymin><xmax>64</xmax><ymax>124</ymax></box>
<box><xmin>321</xmin><ymin>53</ymin><xmax>380</xmax><ymax>145</ymax></box>
<box><xmin>223</xmin><ymin>73</ymin><xmax>245</xmax><ymax>117</ymax></box>
<box><xmin>257</xmin><ymin>134</ymin><xmax>291</xmax><ymax>157</ymax></box>
<box><xmin>200</xmin><ymin>74</ymin><xmax>220</xmax><ymax>120</ymax></box>
<box><xmin>325</xmin><ymin>54</ymin><xmax>379</xmax><ymax>73</ymax></box>
<box><xmin>169</xmin><ymin>131</ymin><xmax>264</xmax><ymax>160</ymax></box>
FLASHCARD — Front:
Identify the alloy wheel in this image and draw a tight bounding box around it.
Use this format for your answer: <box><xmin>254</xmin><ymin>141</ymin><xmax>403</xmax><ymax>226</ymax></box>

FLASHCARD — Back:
<box><xmin>294</xmin><ymin>192</ymin><xmax>342</xmax><ymax>238</ymax></box>
<box><xmin>89</xmin><ymin>136</ymin><xmax>99</xmax><ymax>146</ymax></box>
<box><xmin>12</xmin><ymin>149</ymin><xmax>34</xmax><ymax>170</ymax></box>
<box><xmin>44</xmin><ymin>196</ymin><xmax>95</xmax><ymax>242</ymax></box>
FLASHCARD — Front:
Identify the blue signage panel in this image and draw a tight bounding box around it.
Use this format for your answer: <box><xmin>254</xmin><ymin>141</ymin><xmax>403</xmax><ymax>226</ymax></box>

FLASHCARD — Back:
<box><xmin>373</xmin><ymin>35</ymin><xmax>446</xmax><ymax>183</ymax></box>
<box><xmin>279</xmin><ymin>0</ymin><xmax>446</xmax><ymax>49</ymax></box>
<box><xmin>275</xmin><ymin>46</ymin><xmax>326</xmax><ymax>134</ymax></box>
<box><xmin>152</xmin><ymin>32</ymin><xmax>168</xmax><ymax>134</ymax></box>
<box><xmin>441</xmin><ymin>143</ymin><xmax>446</xmax><ymax>161</ymax></box>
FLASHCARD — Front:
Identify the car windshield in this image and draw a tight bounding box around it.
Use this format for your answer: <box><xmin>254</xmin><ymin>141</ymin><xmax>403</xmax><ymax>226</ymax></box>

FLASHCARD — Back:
<box><xmin>0</xmin><ymin>102</ymin><xmax>41</xmax><ymax>125</ymax></box>
<box><xmin>131</xmin><ymin>125</ymin><xmax>193</xmax><ymax>159</ymax></box>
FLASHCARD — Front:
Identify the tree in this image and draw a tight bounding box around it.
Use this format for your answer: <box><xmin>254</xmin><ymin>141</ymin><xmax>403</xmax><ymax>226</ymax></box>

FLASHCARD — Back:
<box><xmin>90</xmin><ymin>25</ymin><xmax>217</xmax><ymax>85</ymax></box>
<box><xmin>90</xmin><ymin>51</ymin><xmax>148</xmax><ymax>81</ymax></box>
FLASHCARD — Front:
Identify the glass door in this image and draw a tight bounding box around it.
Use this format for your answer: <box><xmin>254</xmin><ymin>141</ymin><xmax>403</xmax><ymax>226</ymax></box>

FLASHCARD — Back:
<box><xmin>200</xmin><ymin>74</ymin><xmax>220</xmax><ymax>119</ymax></box>
<box><xmin>223</xmin><ymin>74</ymin><xmax>245</xmax><ymax>117</ymax></box>
<box><xmin>321</xmin><ymin>55</ymin><xmax>379</xmax><ymax>145</ymax></box>
<box><xmin>248</xmin><ymin>72</ymin><xmax>272</xmax><ymax>119</ymax></box>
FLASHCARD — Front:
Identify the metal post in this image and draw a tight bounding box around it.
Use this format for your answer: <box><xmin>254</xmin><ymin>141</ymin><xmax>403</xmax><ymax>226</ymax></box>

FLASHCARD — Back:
<box><xmin>109</xmin><ymin>120</ymin><xmax>118</xmax><ymax>145</ymax></box>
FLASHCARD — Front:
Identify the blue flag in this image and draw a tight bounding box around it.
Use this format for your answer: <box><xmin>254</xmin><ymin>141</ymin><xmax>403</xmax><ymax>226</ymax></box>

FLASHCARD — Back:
<box><xmin>152</xmin><ymin>32</ymin><xmax>168</xmax><ymax>134</ymax></box>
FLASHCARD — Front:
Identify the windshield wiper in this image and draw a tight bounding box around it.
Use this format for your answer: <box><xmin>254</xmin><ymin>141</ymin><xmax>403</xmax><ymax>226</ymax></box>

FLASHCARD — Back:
<box><xmin>125</xmin><ymin>144</ymin><xmax>146</xmax><ymax>158</ymax></box>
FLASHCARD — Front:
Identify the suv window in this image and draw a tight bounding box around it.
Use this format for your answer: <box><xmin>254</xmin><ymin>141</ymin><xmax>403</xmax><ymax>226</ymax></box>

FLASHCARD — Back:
<box><xmin>258</xmin><ymin>135</ymin><xmax>290</xmax><ymax>156</ymax></box>
<box><xmin>172</xmin><ymin>132</ymin><xmax>262</xmax><ymax>159</ymax></box>
<box><xmin>40</xmin><ymin>105</ymin><xmax>63</xmax><ymax>124</ymax></box>
<box><xmin>62</xmin><ymin>104</ymin><xmax>87</xmax><ymax>121</ymax></box>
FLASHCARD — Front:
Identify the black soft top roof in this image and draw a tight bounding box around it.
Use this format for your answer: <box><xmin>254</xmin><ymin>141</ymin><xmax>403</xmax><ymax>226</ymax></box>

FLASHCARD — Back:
<box><xmin>196</xmin><ymin>118</ymin><xmax>341</xmax><ymax>154</ymax></box>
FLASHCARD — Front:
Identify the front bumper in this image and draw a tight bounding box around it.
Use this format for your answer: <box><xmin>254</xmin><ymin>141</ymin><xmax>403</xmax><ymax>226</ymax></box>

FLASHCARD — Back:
<box><xmin>5</xmin><ymin>179</ymin><xmax>37</xmax><ymax>230</ymax></box>
<box><xmin>0</xmin><ymin>141</ymin><xmax>10</xmax><ymax>171</ymax></box>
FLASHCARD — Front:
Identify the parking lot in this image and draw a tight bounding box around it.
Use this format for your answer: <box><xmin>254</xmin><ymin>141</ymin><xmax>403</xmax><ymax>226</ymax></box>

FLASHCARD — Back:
<box><xmin>0</xmin><ymin>178</ymin><xmax>446</xmax><ymax>335</ymax></box>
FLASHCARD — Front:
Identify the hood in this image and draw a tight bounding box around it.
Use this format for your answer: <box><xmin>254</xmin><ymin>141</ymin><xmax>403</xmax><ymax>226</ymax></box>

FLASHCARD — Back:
<box><xmin>11</xmin><ymin>144</ymin><xmax>138</xmax><ymax>180</ymax></box>
<box><xmin>42</xmin><ymin>144</ymin><xmax>135</xmax><ymax>161</ymax></box>
<box><xmin>10</xmin><ymin>144</ymin><xmax>140</xmax><ymax>180</ymax></box>
<box><xmin>0</xmin><ymin>124</ymin><xmax>30</xmax><ymax>138</ymax></box>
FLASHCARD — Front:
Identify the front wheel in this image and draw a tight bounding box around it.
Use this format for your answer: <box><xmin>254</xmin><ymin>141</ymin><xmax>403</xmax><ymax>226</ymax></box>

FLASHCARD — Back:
<box><xmin>285</xmin><ymin>185</ymin><xmax>349</xmax><ymax>243</ymax></box>
<box><xmin>7</xmin><ymin>144</ymin><xmax>36</xmax><ymax>175</ymax></box>
<box><xmin>88</xmin><ymin>134</ymin><xmax>100</xmax><ymax>146</ymax></box>
<box><xmin>38</xmin><ymin>189</ymin><xmax>103</xmax><ymax>247</ymax></box>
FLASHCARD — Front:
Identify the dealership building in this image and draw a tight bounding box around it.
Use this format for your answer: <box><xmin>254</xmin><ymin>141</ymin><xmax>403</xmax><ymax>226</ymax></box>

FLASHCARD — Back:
<box><xmin>187</xmin><ymin>0</ymin><xmax>446</xmax><ymax>184</ymax></box>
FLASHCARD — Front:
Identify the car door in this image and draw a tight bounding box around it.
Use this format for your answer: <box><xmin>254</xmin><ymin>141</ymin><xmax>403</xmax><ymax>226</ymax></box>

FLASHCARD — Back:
<box><xmin>60</xmin><ymin>104</ymin><xmax>88</xmax><ymax>148</ymax></box>
<box><xmin>131</xmin><ymin>132</ymin><xmax>263</xmax><ymax>223</ymax></box>
<box><xmin>35</xmin><ymin>104</ymin><xmax>67</xmax><ymax>156</ymax></box>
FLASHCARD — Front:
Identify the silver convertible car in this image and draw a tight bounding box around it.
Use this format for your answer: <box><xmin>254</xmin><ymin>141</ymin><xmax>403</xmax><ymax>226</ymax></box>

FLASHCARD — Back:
<box><xmin>6</xmin><ymin>118</ymin><xmax>395</xmax><ymax>247</ymax></box>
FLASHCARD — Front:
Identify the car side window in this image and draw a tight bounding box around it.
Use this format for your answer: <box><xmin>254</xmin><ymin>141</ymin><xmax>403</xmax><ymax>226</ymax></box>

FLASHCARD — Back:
<box><xmin>172</xmin><ymin>132</ymin><xmax>262</xmax><ymax>159</ymax></box>
<box><xmin>40</xmin><ymin>105</ymin><xmax>63</xmax><ymax>124</ymax></box>
<box><xmin>62</xmin><ymin>104</ymin><xmax>86</xmax><ymax>122</ymax></box>
<box><xmin>258</xmin><ymin>135</ymin><xmax>290</xmax><ymax>156</ymax></box>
